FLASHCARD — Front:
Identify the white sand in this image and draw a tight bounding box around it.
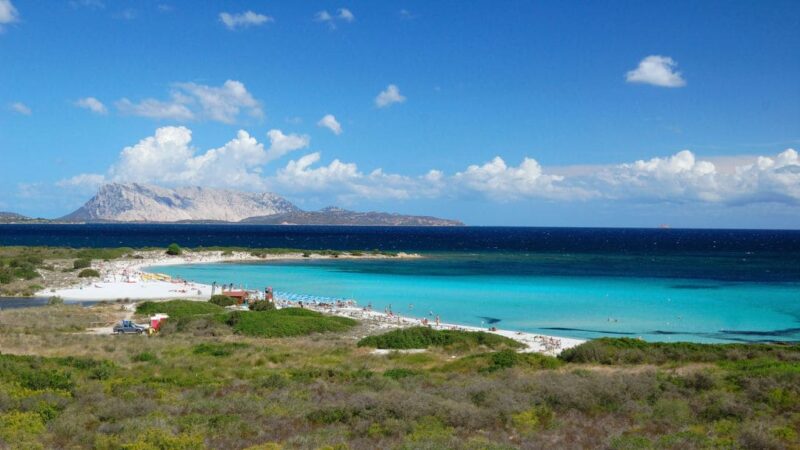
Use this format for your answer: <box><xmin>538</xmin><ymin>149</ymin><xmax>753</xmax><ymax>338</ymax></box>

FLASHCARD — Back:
<box><xmin>38</xmin><ymin>250</ymin><xmax>585</xmax><ymax>355</ymax></box>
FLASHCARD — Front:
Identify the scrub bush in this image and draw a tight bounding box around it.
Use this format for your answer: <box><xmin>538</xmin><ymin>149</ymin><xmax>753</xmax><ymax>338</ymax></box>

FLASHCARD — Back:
<box><xmin>72</xmin><ymin>258</ymin><xmax>91</xmax><ymax>270</ymax></box>
<box><xmin>166</xmin><ymin>243</ymin><xmax>183</xmax><ymax>256</ymax></box>
<box><xmin>358</xmin><ymin>327</ymin><xmax>524</xmax><ymax>350</ymax></box>
<box><xmin>209</xmin><ymin>295</ymin><xmax>236</xmax><ymax>307</ymax></box>
<box><xmin>77</xmin><ymin>269</ymin><xmax>100</xmax><ymax>278</ymax></box>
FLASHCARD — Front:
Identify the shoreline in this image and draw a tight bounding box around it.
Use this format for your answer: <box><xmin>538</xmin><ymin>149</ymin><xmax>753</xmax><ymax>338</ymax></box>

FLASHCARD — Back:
<box><xmin>36</xmin><ymin>249</ymin><xmax>585</xmax><ymax>354</ymax></box>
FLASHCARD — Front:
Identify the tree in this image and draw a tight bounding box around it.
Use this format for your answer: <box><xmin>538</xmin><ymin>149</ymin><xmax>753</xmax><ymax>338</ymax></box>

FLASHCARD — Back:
<box><xmin>166</xmin><ymin>243</ymin><xmax>182</xmax><ymax>256</ymax></box>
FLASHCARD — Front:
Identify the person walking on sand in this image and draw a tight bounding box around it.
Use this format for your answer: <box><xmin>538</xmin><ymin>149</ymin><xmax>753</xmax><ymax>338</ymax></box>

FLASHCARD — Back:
<box><xmin>435</xmin><ymin>315</ymin><xmax>440</xmax><ymax>328</ymax></box>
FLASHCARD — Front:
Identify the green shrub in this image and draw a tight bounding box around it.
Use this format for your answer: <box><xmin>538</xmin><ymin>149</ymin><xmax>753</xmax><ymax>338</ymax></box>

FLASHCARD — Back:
<box><xmin>306</xmin><ymin>407</ymin><xmax>352</xmax><ymax>425</ymax></box>
<box><xmin>357</xmin><ymin>327</ymin><xmax>523</xmax><ymax>350</ymax></box>
<box><xmin>225</xmin><ymin>308</ymin><xmax>357</xmax><ymax>338</ymax></box>
<box><xmin>47</xmin><ymin>296</ymin><xmax>64</xmax><ymax>306</ymax></box>
<box><xmin>192</xmin><ymin>342</ymin><xmax>248</xmax><ymax>357</ymax></box>
<box><xmin>248</xmin><ymin>300</ymin><xmax>276</xmax><ymax>311</ymax></box>
<box><xmin>559</xmin><ymin>338</ymin><xmax>800</xmax><ymax>365</ymax></box>
<box><xmin>442</xmin><ymin>350</ymin><xmax>563</xmax><ymax>373</ymax></box>
<box><xmin>136</xmin><ymin>300</ymin><xmax>224</xmax><ymax>318</ymax></box>
<box><xmin>72</xmin><ymin>258</ymin><xmax>91</xmax><ymax>269</ymax></box>
<box><xmin>209</xmin><ymin>295</ymin><xmax>236</xmax><ymax>307</ymax></box>
<box><xmin>166</xmin><ymin>243</ymin><xmax>183</xmax><ymax>256</ymax></box>
<box><xmin>383</xmin><ymin>368</ymin><xmax>420</xmax><ymax>380</ymax></box>
<box><xmin>132</xmin><ymin>352</ymin><xmax>157</xmax><ymax>362</ymax></box>
<box><xmin>511</xmin><ymin>405</ymin><xmax>555</xmax><ymax>433</ymax></box>
<box><xmin>0</xmin><ymin>411</ymin><xmax>46</xmax><ymax>444</ymax></box>
<box><xmin>77</xmin><ymin>269</ymin><xmax>100</xmax><ymax>278</ymax></box>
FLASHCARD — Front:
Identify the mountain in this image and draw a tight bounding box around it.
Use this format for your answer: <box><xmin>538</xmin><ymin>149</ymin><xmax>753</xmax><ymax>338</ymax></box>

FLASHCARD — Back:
<box><xmin>241</xmin><ymin>206</ymin><xmax>464</xmax><ymax>226</ymax></box>
<box><xmin>61</xmin><ymin>183</ymin><xmax>299</xmax><ymax>222</ymax></box>
<box><xmin>61</xmin><ymin>183</ymin><xmax>463</xmax><ymax>226</ymax></box>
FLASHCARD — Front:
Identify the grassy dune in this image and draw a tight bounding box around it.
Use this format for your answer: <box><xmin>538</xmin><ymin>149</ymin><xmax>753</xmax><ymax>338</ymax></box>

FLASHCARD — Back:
<box><xmin>0</xmin><ymin>303</ymin><xmax>798</xmax><ymax>449</ymax></box>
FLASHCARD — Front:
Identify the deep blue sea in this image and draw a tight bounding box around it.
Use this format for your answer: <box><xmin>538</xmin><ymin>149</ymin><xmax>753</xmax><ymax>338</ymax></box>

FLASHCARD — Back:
<box><xmin>3</xmin><ymin>224</ymin><xmax>800</xmax><ymax>343</ymax></box>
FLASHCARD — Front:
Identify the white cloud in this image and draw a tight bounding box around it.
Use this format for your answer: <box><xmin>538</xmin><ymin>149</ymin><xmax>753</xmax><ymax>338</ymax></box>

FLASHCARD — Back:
<box><xmin>69</xmin><ymin>0</ymin><xmax>104</xmax><ymax>9</ymax></box>
<box><xmin>219</xmin><ymin>11</ymin><xmax>273</xmax><ymax>30</ymax></box>
<box><xmin>314</xmin><ymin>10</ymin><xmax>333</xmax><ymax>26</ymax></box>
<box><xmin>113</xmin><ymin>8</ymin><xmax>137</xmax><ymax>20</ymax></box>
<box><xmin>57</xmin><ymin>173</ymin><xmax>106</xmax><ymax>190</ymax></box>
<box><xmin>75</xmin><ymin>97</ymin><xmax>108</xmax><ymax>115</ymax></box>
<box><xmin>116</xmin><ymin>80</ymin><xmax>262</xmax><ymax>124</ymax></box>
<box><xmin>317</xmin><ymin>114</ymin><xmax>342</xmax><ymax>135</ymax></box>
<box><xmin>315</xmin><ymin>9</ymin><xmax>353</xmax><ymax>29</ymax></box>
<box><xmin>10</xmin><ymin>102</ymin><xmax>30</xmax><ymax>115</ymax></box>
<box><xmin>399</xmin><ymin>9</ymin><xmax>416</xmax><ymax>20</ymax></box>
<box><xmin>375</xmin><ymin>84</ymin><xmax>406</xmax><ymax>108</ymax></box>
<box><xmin>274</xmin><ymin>152</ymin><xmax>432</xmax><ymax>201</ymax></box>
<box><xmin>117</xmin><ymin>97</ymin><xmax>194</xmax><ymax>121</ymax></box>
<box><xmin>453</xmin><ymin>157</ymin><xmax>592</xmax><ymax>201</ymax></box>
<box><xmin>338</xmin><ymin>8</ymin><xmax>354</xmax><ymax>22</ymax></box>
<box><xmin>63</xmin><ymin>126</ymin><xmax>308</xmax><ymax>191</ymax></box>
<box><xmin>264</xmin><ymin>129</ymin><xmax>310</xmax><ymax>162</ymax></box>
<box><xmin>174</xmin><ymin>80</ymin><xmax>263</xmax><ymax>123</ymax></box>
<box><xmin>596</xmin><ymin>150</ymin><xmax>720</xmax><ymax>202</ymax></box>
<box><xmin>593</xmin><ymin>149</ymin><xmax>800</xmax><ymax>204</ymax></box>
<box><xmin>0</xmin><ymin>0</ymin><xmax>19</xmax><ymax>27</ymax></box>
<box><xmin>626</xmin><ymin>55</ymin><xmax>686</xmax><ymax>88</ymax></box>
<box><xmin>57</xmin><ymin>126</ymin><xmax>800</xmax><ymax>207</ymax></box>
<box><xmin>729</xmin><ymin>149</ymin><xmax>800</xmax><ymax>204</ymax></box>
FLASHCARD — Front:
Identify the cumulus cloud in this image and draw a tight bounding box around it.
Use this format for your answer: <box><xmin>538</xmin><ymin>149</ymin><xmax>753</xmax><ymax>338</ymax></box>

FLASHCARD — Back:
<box><xmin>0</xmin><ymin>0</ymin><xmax>19</xmax><ymax>29</ymax></box>
<box><xmin>375</xmin><ymin>84</ymin><xmax>406</xmax><ymax>108</ymax></box>
<box><xmin>453</xmin><ymin>157</ymin><xmax>593</xmax><ymax>201</ymax></box>
<box><xmin>317</xmin><ymin>114</ymin><xmax>342</xmax><ymax>135</ymax></box>
<box><xmin>338</xmin><ymin>8</ymin><xmax>354</xmax><ymax>22</ymax></box>
<box><xmin>596</xmin><ymin>150</ymin><xmax>719</xmax><ymax>201</ymax></box>
<box><xmin>219</xmin><ymin>11</ymin><xmax>273</xmax><ymax>30</ymax></box>
<box><xmin>9</xmin><ymin>102</ymin><xmax>30</xmax><ymax>115</ymax></box>
<box><xmin>75</xmin><ymin>97</ymin><xmax>108</xmax><ymax>114</ymax></box>
<box><xmin>57</xmin><ymin>173</ymin><xmax>106</xmax><ymax>190</ymax></box>
<box><xmin>62</xmin><ymin>126</ymin><xmax>309</xmax><ymax>191</ymax></box>
<box><xmin>117</xmin><ymin>98</ymin><xmax>194</xmax><ymax>121</ymax></box>
<box><xmin>626</xmin><ymin>55</ymin><xmax>686</xmax><ymax>88</ymax></box>
<box><xmin>56</xmin><ymin>126</ymin><xmax>800</xmax><ymax>207</ymax></box>
<box><xmin>274</xmin><ymin>152</ymin><xmax>436</xmax><ymax>201</ymax></box>
<box><xmin>264</xmin><ymin>129</ymin><xmax>310</xmax><ymax>162</ymax></box>
<box><xmin>116</xmin><ymin>80</ymin><xmax>262</xmax><ymax>124</ymax></box>
<box><xmin>593</xmin><ymin>149</ymin><xmax>800</xmax><ymax>205</ymax></box>
<box><xmin>315</xmin><ymin>8</ymin><xmax>353</xmax><ymax>29</ymax></box>
<box><xmin>730</xmin><ymin>149</ymin><xmax>800</xmax><ymax>204</ymax></box>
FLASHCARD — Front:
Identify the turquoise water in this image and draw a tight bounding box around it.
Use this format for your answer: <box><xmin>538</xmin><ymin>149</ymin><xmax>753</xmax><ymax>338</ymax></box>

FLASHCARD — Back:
<box><xmin>152</xmin><ymin>254</ymin><xmax>800</xmax><ymax>343</ymax></box>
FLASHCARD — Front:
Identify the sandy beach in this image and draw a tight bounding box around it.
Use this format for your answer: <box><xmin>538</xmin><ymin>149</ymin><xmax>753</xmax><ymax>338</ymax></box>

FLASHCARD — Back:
<box><xmin>38</xmin><ymin>250</ymin><xmax>584</xmax><ymax>355</ymax></box>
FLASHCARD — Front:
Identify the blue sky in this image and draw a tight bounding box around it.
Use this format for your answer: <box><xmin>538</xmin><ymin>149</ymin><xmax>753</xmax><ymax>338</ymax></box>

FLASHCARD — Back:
<box><xmin>1</xmin><ymin>0</ymin><xmax>799</xmax><ymax>227</ymax></box>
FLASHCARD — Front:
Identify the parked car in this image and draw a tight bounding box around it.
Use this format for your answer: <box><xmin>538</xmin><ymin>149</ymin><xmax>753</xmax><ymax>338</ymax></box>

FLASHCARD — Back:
<box><xmin>113</xmin><ymin>320</ymin><xmax>146</xmax><ymax>335</ymax></box>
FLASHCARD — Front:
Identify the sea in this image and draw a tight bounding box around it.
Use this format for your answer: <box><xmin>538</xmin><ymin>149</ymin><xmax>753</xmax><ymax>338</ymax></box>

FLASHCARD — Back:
<box><xmin>2</xmin><ymin>224</ymin><xmax>800</xmax><ymax>343</ymax></box>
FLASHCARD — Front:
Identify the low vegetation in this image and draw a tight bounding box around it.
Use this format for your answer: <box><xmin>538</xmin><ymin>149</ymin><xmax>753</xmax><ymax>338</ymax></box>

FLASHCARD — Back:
<box><xmin>136</xmin><ymin>300</ymin><xmax>356</xmax><ymax>338</ymax></box>
<box><xmin>136</xmin><ymin>299</ymin><xmax>225</xmax><ymax>318</ymax></box>
<box><xmin>0</xmin><ymin>303</ymin><xmax>798</xmax><ymax>449</ymax></box>
<box><xmin>560</xmin><ymin>337</ymin><xmax>800</xmax><ymax>365</ymax></box>
<box><xmin>358</xmin><ymin>326</ymin><xmax>524</xmax><ymax>351</ymax></box>
<box><xmin>208</xmin><ymin>294</ymin><xmax>237</xmax><ymax>307</ymax></box>
<box><xmin>77</xmin><ymin>268</ymin><xmax>100</xmax><ymax>278</ymax></box>
<box><xmin>166</xmin><ymin>243</ymin><xmax>183</xmax><ymax>256</ymax></box>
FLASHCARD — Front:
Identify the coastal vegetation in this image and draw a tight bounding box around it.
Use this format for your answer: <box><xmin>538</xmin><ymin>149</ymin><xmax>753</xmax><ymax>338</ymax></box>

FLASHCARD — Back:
<box><xmin>136</xmin><ymin>299</ymin><xmax>356</xmax><ymax>338</ymax></box>
<box><xmin>0</xmin><ymin>303</ymin><xmax>798</xmax><ymax>449</ymax></box>
<box><xmin>77</xmin><ymin>268</ymin><xmax>100</xmax><ymax>278</ymax></box>
<box><xmin>166</xmin><ymin>243</ymin><xmax>183</xmax><ymax>256</ymax></box>
<box><xmin>357</xmin><ymin>326</ymin><xmax>524</xmax><ymax>351</ymax></box>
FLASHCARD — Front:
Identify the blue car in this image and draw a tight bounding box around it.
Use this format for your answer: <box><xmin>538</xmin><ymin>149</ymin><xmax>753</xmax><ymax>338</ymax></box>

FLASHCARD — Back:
<box><xmin>113</xmin><ymin>320</ymin><xmax>146</xmax><ymax>335</ymax></box>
